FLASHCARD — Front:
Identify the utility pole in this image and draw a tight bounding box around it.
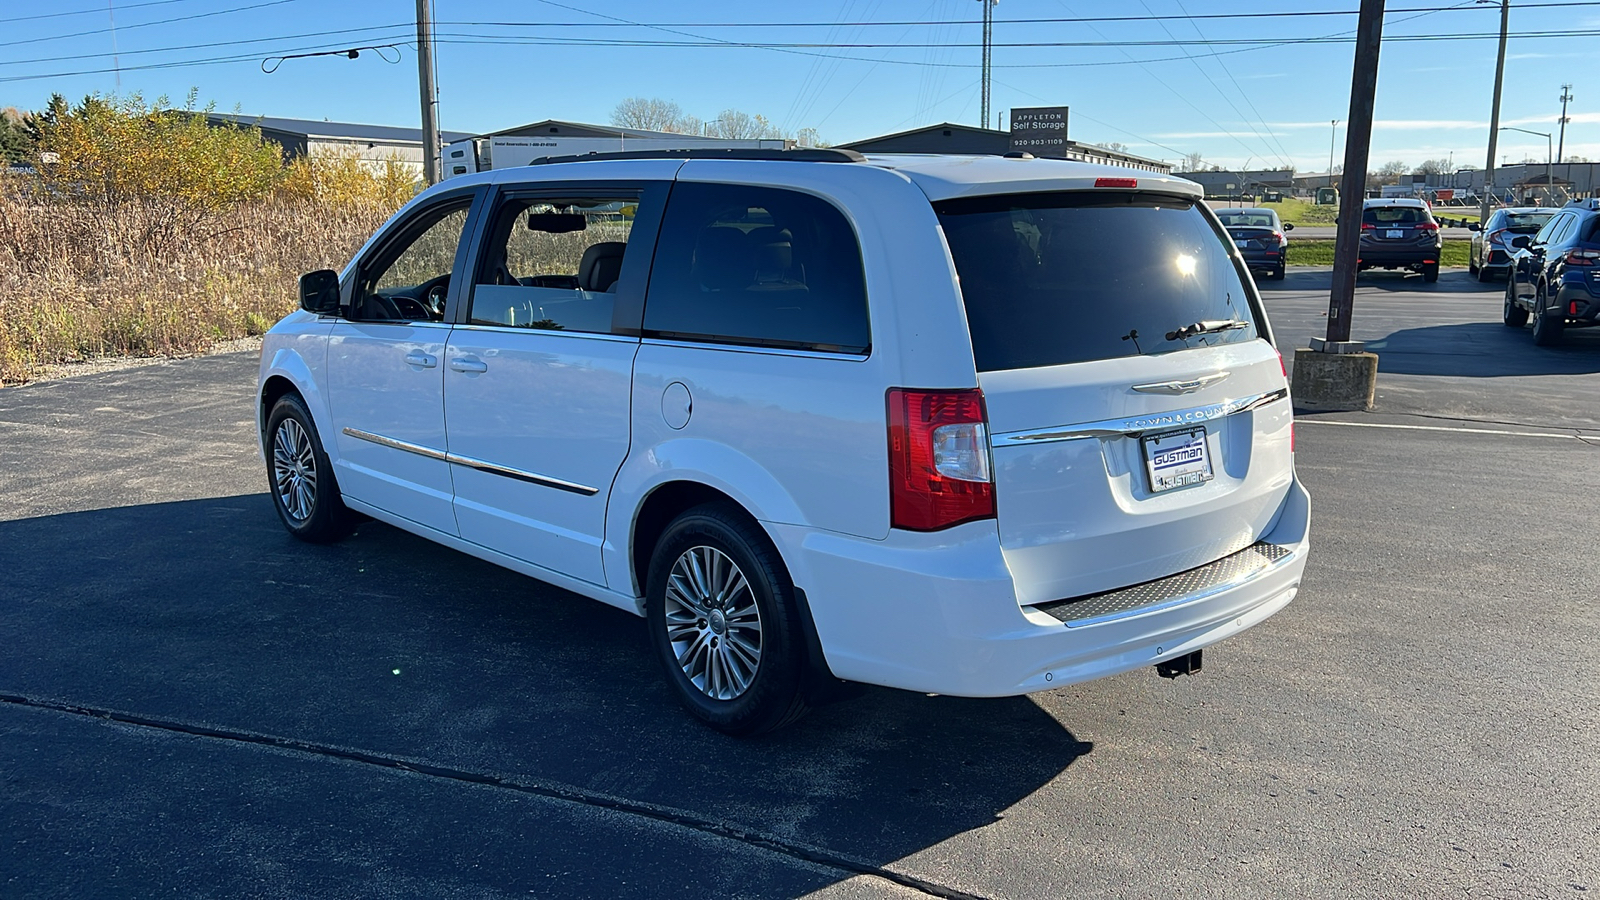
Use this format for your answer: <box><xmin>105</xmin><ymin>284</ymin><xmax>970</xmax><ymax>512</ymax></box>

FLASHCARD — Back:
<box><xmin>979</xmin><ymin>0</ymin><xmax>996</xmax><ymax>129</ymax></box>
<box><xmin>1558</xmin><ymin>83</ymin><xmax>1573</xmax><ymax>162</ymax></box>
<box><xmin>416</xmin><ymin>0</ymin><xmax>441</xmax><ymax>185</ymax></box>
<box><xmin>1481</xmin><ymin>0</ymin><xmax>1509</xmax><ymax>223</ymax></box>
<box><xmin>1323</xmin><ymin>0</ymin><xmax>1385</xmax><ymax>347</ymax></box>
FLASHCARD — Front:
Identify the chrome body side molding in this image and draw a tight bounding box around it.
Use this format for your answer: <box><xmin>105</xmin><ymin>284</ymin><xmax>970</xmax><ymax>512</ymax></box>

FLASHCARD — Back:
<box><xmin>342</xmin><ymin>427</ymin><xmax>599</xmax><ymax>496</ymax></box>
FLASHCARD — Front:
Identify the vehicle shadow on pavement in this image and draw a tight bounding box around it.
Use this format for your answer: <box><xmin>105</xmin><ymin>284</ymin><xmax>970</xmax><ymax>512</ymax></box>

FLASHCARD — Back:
<box><xmin>1365</xmin><ymin>321</ymin><xmax>1600</xmax><ymax>376</ymax></box>
<box><xmin>0</xmin><ymin>494</ymin><xmax>1091</xmax><ymax>882</ymax></box>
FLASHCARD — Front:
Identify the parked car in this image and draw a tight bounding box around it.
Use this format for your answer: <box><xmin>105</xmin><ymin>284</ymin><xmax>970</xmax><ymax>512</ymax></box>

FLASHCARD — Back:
<box><xmin>259</xmin><ymin>149</ymin><xmax>1310</xmax><ymax>735</ymax></box>
<box><xmin>1215</xmin><ymin>207</ymin><xmax>1292</xmax><ymax>281</ymax></box>
<box><xmin>1359</xmin><ymin>198</ymin><xmax>1442</xmax><ymax>282</ymax></box>
<box><xmin>1469</xmin><ymin>207</ymin><xmax>1555</xmax><ymax>282</ymax></box>
<box><xmin>1504</xmin><ymin>198</ymin><xmax>1600</xmax><ymax>345</ymax></box>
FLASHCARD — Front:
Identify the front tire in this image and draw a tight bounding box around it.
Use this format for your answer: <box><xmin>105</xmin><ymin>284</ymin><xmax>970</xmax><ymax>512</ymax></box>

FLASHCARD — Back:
<box><xmin>265</xmin><ymin>394</ymin><xmax>353</xmax><ymax>543</ymax></box>
<box><xmin>646</xmin><ymin>504</ymin><xmax>810</xmax><ymax>735</ymax></box>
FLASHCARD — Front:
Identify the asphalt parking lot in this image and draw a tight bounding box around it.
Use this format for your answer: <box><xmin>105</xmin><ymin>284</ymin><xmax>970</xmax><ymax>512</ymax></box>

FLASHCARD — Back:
<box><xmin>3</xmin><ymin>269</ymin><xmax>1597</xmax><ymax>899</ymax></box>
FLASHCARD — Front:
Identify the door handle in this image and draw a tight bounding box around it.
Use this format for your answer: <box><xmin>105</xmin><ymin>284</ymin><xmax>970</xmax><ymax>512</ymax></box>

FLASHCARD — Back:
<box><xmin>449</xmin><ymin>357</ymin><xmax>488</xmax><ymax>374</ymax></box>
<box><xmin>404</xmin><ymin>352</ymin><xmax>437</xmax><ymax>368</ymax></box>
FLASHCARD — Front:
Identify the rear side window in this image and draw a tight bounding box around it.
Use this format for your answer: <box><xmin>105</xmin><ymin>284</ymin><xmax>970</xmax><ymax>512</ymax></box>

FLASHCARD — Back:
<box><xmin>644</xmin><ymin>182</ymin><xmax>870</xmax><ymax>354</ymax></box>
<box><xmin>936</xmin><ymin>192</ymin><xmax>1258</xmax><ymax>372</ymax></box>
<box><xmin>1363</xmin><ymin>206</ymin><xmax>1429</xmax><ymax>225</ymax></box>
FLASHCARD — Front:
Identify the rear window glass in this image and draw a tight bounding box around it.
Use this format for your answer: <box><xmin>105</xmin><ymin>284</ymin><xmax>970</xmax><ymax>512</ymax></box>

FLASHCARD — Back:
<box><xmin>1502</xmin><ymin>212</ymin><xmax>1554</xmax><ymax>232</ymax></box>
<box><xmin>1215</xmin><ymin>211</ymin><xmax>1276</xmax><ymax>228</ymax></box>
<box><xmin>935</xmin><ymin>192</ymin><xmax>1259</xmax><ymax>372</ymax></box>
<box><xmin>643</xmin><ymin>182</ymin><xmax>870</xmax><ymax>354</ymax></box>
<box><xmin>1363</xmin><ymin>206</ymin><xmax>1429</xmax><ymax>225</ymax></box>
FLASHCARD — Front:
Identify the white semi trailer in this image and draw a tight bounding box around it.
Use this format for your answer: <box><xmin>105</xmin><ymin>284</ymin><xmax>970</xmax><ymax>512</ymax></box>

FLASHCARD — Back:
<box><xmin>443</xmin><ymin>135</ymin><xmax>792</xmax><ymax>177</ymax></box>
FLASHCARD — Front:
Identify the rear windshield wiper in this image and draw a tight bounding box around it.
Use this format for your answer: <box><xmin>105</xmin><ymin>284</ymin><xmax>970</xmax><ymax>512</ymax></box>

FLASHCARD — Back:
<box><xmin>1165</xmin><ymin>319</ymin><xmax>1250</xmax><ymax>342</ymax></box>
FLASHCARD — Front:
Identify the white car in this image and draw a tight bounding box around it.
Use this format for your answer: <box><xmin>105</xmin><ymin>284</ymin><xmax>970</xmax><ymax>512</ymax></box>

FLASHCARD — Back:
<box><xmin>259</xmin><ymin>149</ymin><xmax>1310</xmax><ymax>734</ymax></box>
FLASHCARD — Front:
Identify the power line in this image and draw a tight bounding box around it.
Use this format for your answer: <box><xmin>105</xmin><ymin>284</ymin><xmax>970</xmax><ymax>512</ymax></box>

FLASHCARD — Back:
<box><xmin>0</xmin><ymin>0</ymin><xmax>300</xmax><ymax>49</ymax></box>
<box><xmin>0</xmin><ymin>0</ymin><xmax>196</xmax><ymax>26</ymax></box>
<box><xmin>8</xmin><ymin>20</ymin><xmax>1600</xmax><ymax>84</ymax></box>
<box><xmin>426</xmin><ymin>2</ymin><xmax>1600</xmax><ymax>29</ymax></box>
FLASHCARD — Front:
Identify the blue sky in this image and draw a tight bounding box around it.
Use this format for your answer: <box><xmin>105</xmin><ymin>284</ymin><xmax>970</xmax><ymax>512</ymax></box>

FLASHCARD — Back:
<box><xmin>2</xmin><ymin>0</ymin><xmax>1595</xmax><ymax>171</ymax></box>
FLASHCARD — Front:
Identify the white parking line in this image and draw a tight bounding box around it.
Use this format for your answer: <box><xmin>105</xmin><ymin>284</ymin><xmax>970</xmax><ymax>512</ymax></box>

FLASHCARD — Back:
<box><xmin>1297</xmin><ymin>419</ymin><xmax>1598</xmax><ymax>441</ymax></box>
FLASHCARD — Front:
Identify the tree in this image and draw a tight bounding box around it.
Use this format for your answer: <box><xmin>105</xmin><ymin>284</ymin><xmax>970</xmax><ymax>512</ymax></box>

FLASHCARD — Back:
<box><xmin>1564</xmin><ymin>154</ymin><xmax>1591</xmax><ymax>163</ymax></box>
<box><xmin>1182</xmin><ymin>151</ymin><xmax>1205</xmax><ymax>172</ymax></box>
<box><xmin>30</xmin><ymin>91</ymin><xmax>284</xmax><ymax>256</ymax></box>
<box><xmin>1414</xmin><ymin>158</ymin><xmax>1450</xmax><ymax>176</ymax></box>
<box><xmin>0</xmin><ymin>106</ymin><xmax>34</xmax><ymax>165</ymax></box>
<box><xmin>1102</xmin><ymin>141</ymin><xmax>1129</xmax><ymax>153</ymax></box>
<box><xmin>706</xmin><ymin>109</ymin><xmax>783</xmax><ymax>140</ymax></box>
<box><xmin>610</xmin><ymin>97</ymin><xmax>697</xmax><ymax>134</ymax></box>
<box><xmin>1373</xmin><ymin>160</ymin><xmax>1409</xmax><ymax>184</ymax></box>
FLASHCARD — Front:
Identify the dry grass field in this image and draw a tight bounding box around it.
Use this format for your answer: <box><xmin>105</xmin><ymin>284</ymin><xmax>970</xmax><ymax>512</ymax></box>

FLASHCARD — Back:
<box><xmin>0</xmin><ymin>184</ymin><xmax>396</xmax><ymax>385</ymax></box>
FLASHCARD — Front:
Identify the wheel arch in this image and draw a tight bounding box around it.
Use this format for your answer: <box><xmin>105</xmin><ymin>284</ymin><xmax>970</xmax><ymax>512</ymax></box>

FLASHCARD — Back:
<box><xmin>627</xmin><ymin>477</ymin><xmax>842</xmax><ymax>692</ymax></box>
<box><xmin>258</xmin><ymin>347</ymin><xmax>335</xmax><ymax>460</ymax></box>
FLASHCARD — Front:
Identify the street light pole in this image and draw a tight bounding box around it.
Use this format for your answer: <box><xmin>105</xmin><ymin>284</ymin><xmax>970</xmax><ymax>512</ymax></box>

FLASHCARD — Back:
<box><xmin>1324</xmin><ymin>0</ymin><xmax>1385</xmax><ymax>347</ymax></box>
<box><xmin>1500</xmin><ymin>126</ymin><xmax>1553</xmax><ymax>203</ymax></box>
<box><xmin>1329</xmin><ymin>119</ymin><xmax>1339</xmax><ymax>189</ymax></box>
<box><xmin>1481</xmin><ymin>0</ymin><xmax>1510</xmax><ymax>222</ymax></box>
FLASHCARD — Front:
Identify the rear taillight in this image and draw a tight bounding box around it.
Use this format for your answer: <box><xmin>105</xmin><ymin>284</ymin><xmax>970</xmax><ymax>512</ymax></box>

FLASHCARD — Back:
<box><xmin>1416</xmin><ymin>222</ymin><xmax>1439</xmax><ymax>232</ymax></box>
<box><xmin>1487</xmin><ymin>229</ymin><xmax>1509</xmax><ymax>246</ymax></box>
<box><xmin>1273</xmin><ymin>231</ymin><xmax>1287</xmax><ymax>246</ymax></box>
<box><xmin>1360</xmin><ymin>223</ymin><xmax>1375</xmax><ymax>231</ymax></box>
<box><xmin>1094</xmin><ymin>177</ymin><xmax>1137</xmax><ymax>188</ymax></box>
<box><xmin>887</xmin><ymin>388</ymin><xmax>995</xmax><ymax>531</ymax></box>
<box><xmin>1563</xmin><ymin>248</ymin><xmax>1600</xmax><ymax>266</ymax></box>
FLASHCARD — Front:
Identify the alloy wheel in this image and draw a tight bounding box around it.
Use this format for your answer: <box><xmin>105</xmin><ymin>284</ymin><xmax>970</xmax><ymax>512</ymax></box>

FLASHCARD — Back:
<box><xmin>272</xmin><ymin>419</ymin><xmax>317</xmax><ymax>522</ymax></box>
<box><xmin>663</xmin><ymin>545</ymin><xmax>763</xmax><ymax>700</ymax></box>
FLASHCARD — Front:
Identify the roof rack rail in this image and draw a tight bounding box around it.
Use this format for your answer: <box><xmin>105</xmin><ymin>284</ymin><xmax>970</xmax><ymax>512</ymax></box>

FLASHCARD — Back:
<box><xmin>528</xmin><ymin>147</ymin><xmax>866</xmax><ymax>166</ymax></box>
<box><xmin>1563</xmin><ymin>197</ymin><xmax>1600</xmax><ymax>210</ymax></box>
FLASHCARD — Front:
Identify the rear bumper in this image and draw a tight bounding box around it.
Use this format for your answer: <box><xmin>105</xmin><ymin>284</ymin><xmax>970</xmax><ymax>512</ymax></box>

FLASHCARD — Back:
<box><xmin>779</xmin><ymin>475</ymin><xmax>1310</xmax><ymax>697</ymax></box>
<box><xmin>1555</xmin><ymin>282</ymin><xmax>1600</xmax><ymax>324</ymax></box>
<box><xmin>1358</xmin><ymin>245</ymin><xmax>1440</xmax><ymax>267</ymax></box>
<box><xmin>1240</xmin><ymin>249</ymin><xmax>1285</xmax><ymax>269</ymax></box>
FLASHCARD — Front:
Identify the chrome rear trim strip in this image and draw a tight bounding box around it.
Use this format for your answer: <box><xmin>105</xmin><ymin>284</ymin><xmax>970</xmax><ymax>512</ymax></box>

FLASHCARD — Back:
<box><xmin>990</xmin><ymin>388</ymin><xmax>1289</xmax><ymax>448</ymax></box>
<box><xmin>342</xmin><ymin>427</ymin><xmax>447</xmax><ymax>460</ymax></box>
<box><xmin>342</xmin><ymin>427</ymin><xmax>598</xmax><ymax>496</ymax></box>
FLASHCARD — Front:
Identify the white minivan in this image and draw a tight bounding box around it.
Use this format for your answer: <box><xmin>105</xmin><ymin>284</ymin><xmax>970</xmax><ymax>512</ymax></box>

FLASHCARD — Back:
<box><xmin>259</xmin><ymin>149</ymin><xmax>1310</xmax><ymax>734</ymax></box>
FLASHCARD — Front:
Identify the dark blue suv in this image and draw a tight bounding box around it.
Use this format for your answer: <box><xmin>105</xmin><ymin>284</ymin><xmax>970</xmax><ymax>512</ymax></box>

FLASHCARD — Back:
<box><xmin>1505</xmin><ymin>199</ymin><xmax>1600</xmax><ymax>345</ymax></box>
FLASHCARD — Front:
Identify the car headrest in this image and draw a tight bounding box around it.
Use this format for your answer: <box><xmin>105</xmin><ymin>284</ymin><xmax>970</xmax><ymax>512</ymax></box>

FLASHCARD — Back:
<box><xmin>693</xmin><ymin>226</ymin><xmax>755</xmax><ymax>291</ymax></box>
<box><xmin>578</xmin><ymin>241</ymin><xmax>627</xmax><ymax>292</ymax></box>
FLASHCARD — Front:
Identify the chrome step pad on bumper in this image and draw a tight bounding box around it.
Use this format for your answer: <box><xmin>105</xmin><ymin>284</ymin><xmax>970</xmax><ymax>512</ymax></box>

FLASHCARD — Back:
<box><xmin>1030</xmin><ymin>541</ymin><xmax>1296</xmax><ymax>627</ymax></box>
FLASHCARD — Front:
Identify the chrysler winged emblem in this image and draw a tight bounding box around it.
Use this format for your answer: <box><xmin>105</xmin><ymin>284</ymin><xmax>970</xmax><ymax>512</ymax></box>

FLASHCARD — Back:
<box><xmin>1131</xmin><ymin>371</ymin><xmax>1231</xmax><ymax>395</ymax></box>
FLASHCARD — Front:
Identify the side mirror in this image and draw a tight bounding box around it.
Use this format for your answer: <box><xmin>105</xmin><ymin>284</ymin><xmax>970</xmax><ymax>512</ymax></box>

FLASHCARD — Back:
<box><xmin>1510</xmin><ymin>235</ymin><xmax>1531</xmax><ymax>250</ymax></box>
<box><xmin>1282</xmin><ymin>222</ymin><xmax>1294</xmax><ymax>231</ymax></box>
<box><xmin>299</xmin><ymin>269</ymin><xmax>341</xmax><ymax>315</ymax></box>
<box><xmin>1467</xmin><ymin>222</ymin><xmax>1481</xmax><ymax>232</ymax></box>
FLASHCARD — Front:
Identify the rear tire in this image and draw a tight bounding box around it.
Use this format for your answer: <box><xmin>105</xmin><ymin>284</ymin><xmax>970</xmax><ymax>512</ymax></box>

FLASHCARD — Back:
<box><xmin>1503</xmin><ymin>279</ymin><xmax>1528</xmax><ymax>327</ymax></box>
<box><xmin>265</xmin><ymin>394</ymin><xmax>354</xmax><ymax>543</ymax></box>
<box><xmin>646</xmin><ymin>503</ymin><xmax>810</xmax><ymax>736</ymax></box>
<box><xmin>1268</xmin><ymin>266</ymin><xmax>1286</xmax><ymax>281</ymax></box>
<box><xmin>1532</xmin><ymin>287</ymin><xmax>1565</xmax><ymax>346</ymax></box>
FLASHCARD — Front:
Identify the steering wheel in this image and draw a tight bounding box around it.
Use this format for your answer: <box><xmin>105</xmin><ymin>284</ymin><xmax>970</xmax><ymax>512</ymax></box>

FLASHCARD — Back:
<box><xmin>417</xmin><ymin>273</ymin><xmax>451</xmax><ymax>319</ymax></box>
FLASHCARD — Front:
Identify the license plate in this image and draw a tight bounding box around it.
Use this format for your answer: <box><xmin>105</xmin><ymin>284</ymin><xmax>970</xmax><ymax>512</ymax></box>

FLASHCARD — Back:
<box><xmin>1235</xmin><ymin>239</ymin><xmax>1249</xmax><ymax>248</ymax></box>
<box><xmin>1142</xmin><ymin>427</ymin><xmax>1214</xmax><ymax>493</ymax></box>
<box><xmin>1385</xmin><ymin>229</ymin><xmax>1404</xmax><ymax>238</ymax></box>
